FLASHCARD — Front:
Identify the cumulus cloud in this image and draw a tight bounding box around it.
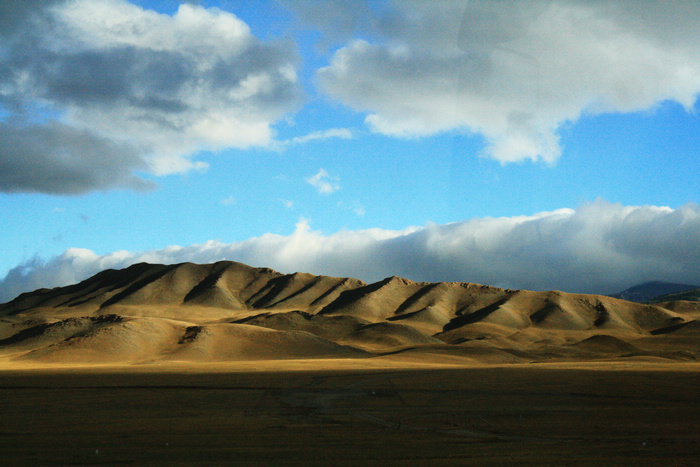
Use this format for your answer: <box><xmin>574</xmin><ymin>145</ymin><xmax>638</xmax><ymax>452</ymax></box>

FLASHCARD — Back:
<box><xmin>317</xmin><ymin>0</ymin><xmax>700</xmax><ymax>163</ymax></box>
<box><xmin>0</xmin><ymin>0</ymin><xmax>301</xmax><ymax>194</ymax></box>
<box><xmin>2</xmin><ymin>201</ymin><xmax>699</xmax><ymax>303</ymax></box>
<box><xmin>280</xmin><ymin>0</ymin><xmax>373</xmax><ymax>42</ymax></box>
<box><xmin>306</xmin><ymin>168</ymin><xmax>340</xmax><ymax>194</ymax></box>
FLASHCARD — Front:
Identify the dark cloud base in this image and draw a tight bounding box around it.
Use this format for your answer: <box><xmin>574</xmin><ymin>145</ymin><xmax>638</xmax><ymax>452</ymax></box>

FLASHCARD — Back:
<box><xmin>0</xmin><ymin>0</ymin><xmax>300</xmax><ymax>194</ymax></box>
<box><xmin>0</xmin><ymin>122</ymin><xmax>152</xmax><ymax>194</ymax></box>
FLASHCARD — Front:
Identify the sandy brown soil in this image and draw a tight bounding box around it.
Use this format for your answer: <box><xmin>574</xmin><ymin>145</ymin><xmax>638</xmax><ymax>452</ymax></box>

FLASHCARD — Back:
<box><xmin>0</xmin><ymin>361</ymin><xmax>699</xmax><ymax>466</ymax></box>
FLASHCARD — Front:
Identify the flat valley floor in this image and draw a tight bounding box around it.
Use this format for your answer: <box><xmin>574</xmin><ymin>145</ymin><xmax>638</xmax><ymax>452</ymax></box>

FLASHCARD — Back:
<box><xmin>0</xmin><ymin>360</ymin><xmax>699</xmax><ymax>466</ymax></box>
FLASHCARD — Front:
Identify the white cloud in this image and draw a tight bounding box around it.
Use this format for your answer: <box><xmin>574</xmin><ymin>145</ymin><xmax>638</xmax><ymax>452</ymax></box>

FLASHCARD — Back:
<box><xmin>285</xmin><ymin>128</ymin><xmax>353</xmax><ymax>146</ymax></box>
<box><xmin>0</xmin><ymin>0</ymin><xmax>300</xmax><ymax>194</ymax></box>
<box><xmin>268</xmin><ymin>127</ymin><xmax>353</xmax><ymax>152</ymax></box>
<box><xmin>279</xmin><ymin>199</ymin><xmax>295</xmax><ymax>209</ymax></box>
<box><xmin>220</xmin><ymin>196</ymin><xmax>236</xmax><ymax>206</ymax></box>
<box><xmin>338</xmin><ymin>200</ymin><xmax>366</xmax><ymax>216</ymax></box>
<box><xmin>352</xmin><ymin>203</ymin><xmax>366</xmax><ymax>217</ymax></box>
<box><xmin>306</xmin><ymin>168</ymin><xmax>340</xmax><ymax>195</ymax></box>
<box><xmin>317</xmin><ymin>0</ymin><xmax>700</xmax><ymax>163</ymax></box>
<box><xmin>2</xmin><ymin>201</ymin><xmax>699</xmax><ymax>303</ymax></box>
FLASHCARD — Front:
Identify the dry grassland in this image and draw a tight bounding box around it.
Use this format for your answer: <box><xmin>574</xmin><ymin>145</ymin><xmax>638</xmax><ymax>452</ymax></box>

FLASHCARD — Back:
<box><xmin>0</xmin><ymin>361</ymin><xmax>698</xmax><ymax>466</ymax></box>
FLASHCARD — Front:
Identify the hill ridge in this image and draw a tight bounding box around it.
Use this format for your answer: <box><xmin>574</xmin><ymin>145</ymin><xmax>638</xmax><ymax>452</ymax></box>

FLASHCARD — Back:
<box><xmin>1</xmin><ymin>261</ymin><xmax>699</xmax><ymax>364</ymax></box>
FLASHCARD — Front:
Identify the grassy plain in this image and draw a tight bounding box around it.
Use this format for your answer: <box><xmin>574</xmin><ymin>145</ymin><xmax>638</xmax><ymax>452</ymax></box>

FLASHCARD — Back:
<box><xmin>1</xmin><ymin>360</ymin><xmax>698</xmax><ymax>466</ymax></box>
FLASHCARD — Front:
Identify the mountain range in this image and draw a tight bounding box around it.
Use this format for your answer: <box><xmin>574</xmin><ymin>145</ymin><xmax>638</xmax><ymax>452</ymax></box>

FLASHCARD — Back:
<box><xmin>1</xmin><ymin>261</ymin><xmax>698</xmax><ymax>365</ymax></box>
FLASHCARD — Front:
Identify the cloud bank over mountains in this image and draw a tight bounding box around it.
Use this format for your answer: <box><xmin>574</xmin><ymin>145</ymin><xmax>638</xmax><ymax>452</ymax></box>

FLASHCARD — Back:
<box><xmin>0</xmin><ymin>0</ymin><xmax>300</xmax><ymax>194</ymax></box>
<box><xmin>2</xmin><ymin>201</ymin><xmax>698</xmax><ymax>303</ymax></box>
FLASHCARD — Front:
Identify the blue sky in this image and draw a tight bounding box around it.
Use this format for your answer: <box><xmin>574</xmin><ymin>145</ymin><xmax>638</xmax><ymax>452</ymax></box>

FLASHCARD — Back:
<box><xmin>1</xmin><ymin>0</ymin><xmax>699</xmax><ymax>301</ymax></box>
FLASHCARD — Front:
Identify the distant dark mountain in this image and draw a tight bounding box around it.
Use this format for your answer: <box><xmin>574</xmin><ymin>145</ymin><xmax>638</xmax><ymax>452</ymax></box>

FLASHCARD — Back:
<box><xmin>609</xmin><ymin>281</ymin><xmax>700</xmax><ymax>303</ymax></box>
<box><xmin>648</xmin><ymin>287</ymin><xmax>700</xmax><ymax>304</ymax></box>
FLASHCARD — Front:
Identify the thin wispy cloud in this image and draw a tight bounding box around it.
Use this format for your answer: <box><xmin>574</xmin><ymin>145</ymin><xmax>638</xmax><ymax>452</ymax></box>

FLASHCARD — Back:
<box><xmin>306</xmin><ymin>169</ymin><xmax>340</xmax><ymax>195</ymax></box>
<box><xmin>2</xmin><ymin>201</ymin><xmax>698</xmax><ymax>303</ymax></box>
<box><xmin>352</xmin><ymin>204</ymin><xmax>366</xmax><ymax>217</ymax></box>
<box><xmin>280</xmin><ymin>128</ymin><xmax>353</xmax><ymax>148</ymax></box>
<box><xmin>220</xmin><ymin>196</ymin><xmax>237</xmax><ymax>206</ymax></box>
<box><xmin>338</xmin><ymin>200</ymin><xmax>366</xmax><ymax>217</ymax></box>
<box><xmin>279</xmin><ymin>199</ymin><xmax>295</xmax><ymax>209</ymax></box>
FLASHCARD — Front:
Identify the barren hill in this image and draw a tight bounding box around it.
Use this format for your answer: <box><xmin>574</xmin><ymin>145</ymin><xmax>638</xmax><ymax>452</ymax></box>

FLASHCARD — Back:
<box><xmin>1</xmin><ymin>261</ymin><xmax>698</xmax><ymax>365</ymax></box>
